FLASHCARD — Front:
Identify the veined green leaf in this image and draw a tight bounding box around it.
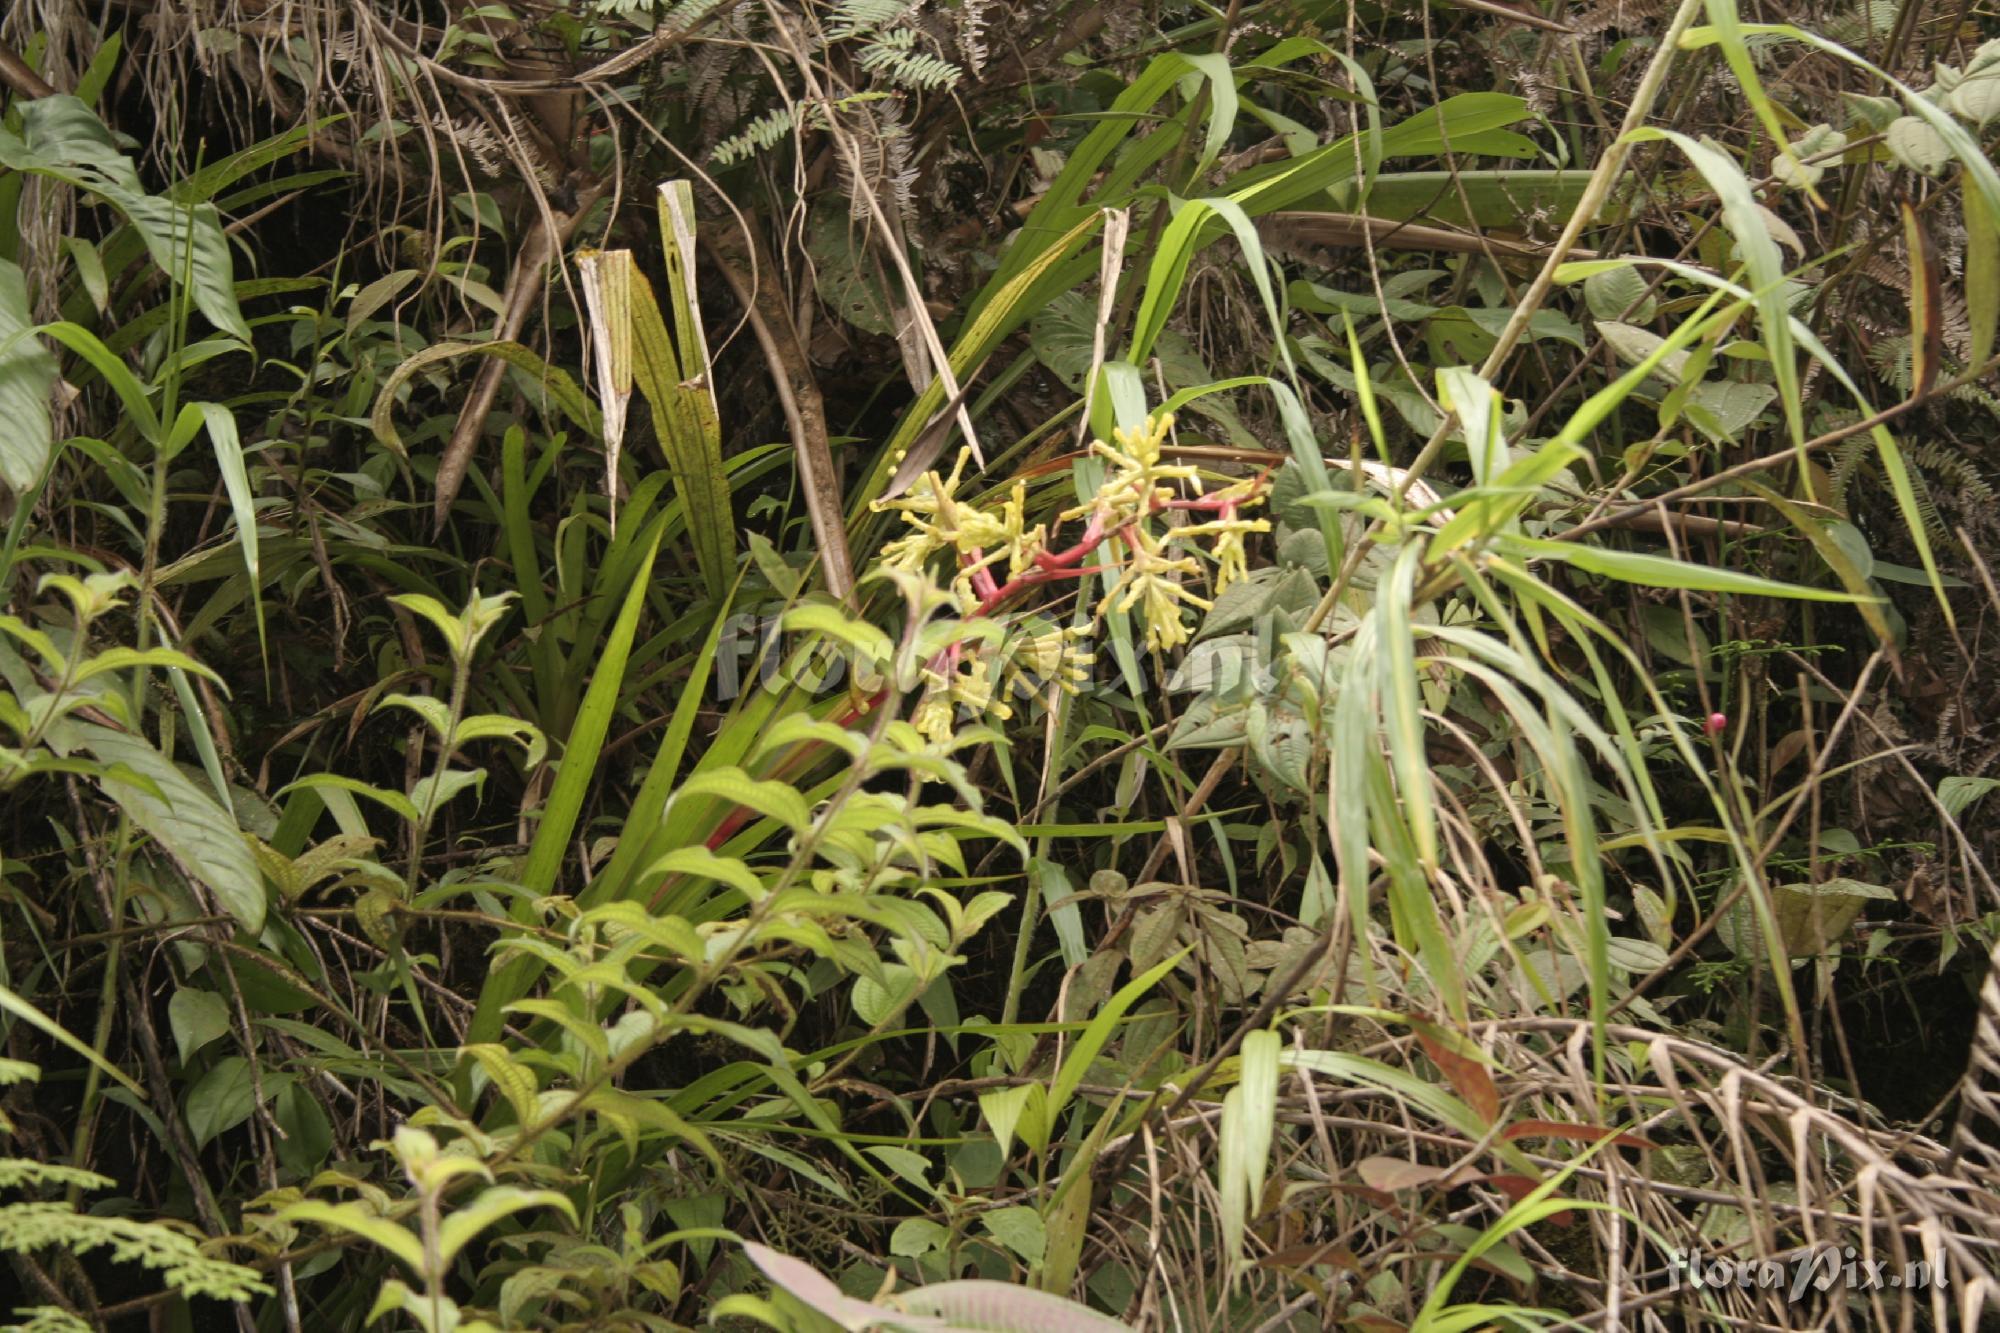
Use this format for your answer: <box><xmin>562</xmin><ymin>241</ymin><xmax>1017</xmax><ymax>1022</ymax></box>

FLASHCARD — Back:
<box><xmin>0</xmin><ymin>259</ymin><xmax>57</xmax><ymax>494</ymax></box>
<box><xmin>674</xmin><ymin>766</ymin><xmax>812</xmax><ymax>836</ymax></box>
<box><xmin>78</xmin><ymin>722</ymin><xmax>265</xmax><ymax>934</ymax></box>
<box><xmin>279</xmin><ymin>1201</ymin><xmax>424</xmax><ymax>1273</ymax></box>
<box><xmin>437</xmin><ymin>1187</ymin><xmax>576</xmax><ymax>1267</ymax></box>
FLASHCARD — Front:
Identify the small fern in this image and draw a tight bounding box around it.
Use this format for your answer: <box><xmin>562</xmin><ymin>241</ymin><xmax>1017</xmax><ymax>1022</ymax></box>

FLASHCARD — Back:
<box><xmin>0</xmin><ymin>1161</ymin><xmax>116</xmax><ymax>1191</ymax></box>
<box><xmin>710</xmin><ymin>104</ymin><xmax>805</xmax><ymax>167</ymax></box>
<box><xmin>707</xmin><ymin>0</ymin><xmax>959</xmax><ymax>167</ymax></box>
<box><xmin>829</xmin><ymin>0</ymin><xmax>919</xmax><ymax>39</ymax></box>
<box><xmin>859</xmin><ymin>29</ymin><xmax>963</xmax><ymax>92</ymax></box>
<box><xmin>0</xmin><ymin>1061</ymin><xmax>268</xmax><ymax>1321</ymax></box>
<box><xmin>1911</xmin><ymin>438</ymin><xmax>1998</xmax><ymax>514</ymax></box>
<box><xmin>956</xmin><ymin>0</ymin><xmax>990</xmax><ymax>73</ymax></box>
<box><xmin>0</xmin><ymin>1205</ymin><xmax>270</xmax><ymax>1306</ymax></box>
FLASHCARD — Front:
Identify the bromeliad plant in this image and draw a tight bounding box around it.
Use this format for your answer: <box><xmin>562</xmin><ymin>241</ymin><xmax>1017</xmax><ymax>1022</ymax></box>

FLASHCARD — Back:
<box><xmin>876</xmin><ymin>411</ymin><xmax>1268</xmax><ymax>740</ymax></box>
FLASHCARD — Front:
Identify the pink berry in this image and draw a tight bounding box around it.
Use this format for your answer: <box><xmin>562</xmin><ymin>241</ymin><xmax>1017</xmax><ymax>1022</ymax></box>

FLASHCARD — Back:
<box><xmin>1705</xmin><ymin>712</ymin><xmax>1728</xmax><ymax>736</ymax></box>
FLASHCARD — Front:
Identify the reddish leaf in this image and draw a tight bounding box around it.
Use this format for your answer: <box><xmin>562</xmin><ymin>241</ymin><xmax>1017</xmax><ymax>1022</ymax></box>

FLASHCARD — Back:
<box><xmin>1414</xmin><ymin>1022</ymin><xmax>1501</xmax><ymax>1126</ymax></box>
<box><xmin>1901</xmin><ymin>199</ymin><xmax>1941</xmax><ymax>398</ymax></box>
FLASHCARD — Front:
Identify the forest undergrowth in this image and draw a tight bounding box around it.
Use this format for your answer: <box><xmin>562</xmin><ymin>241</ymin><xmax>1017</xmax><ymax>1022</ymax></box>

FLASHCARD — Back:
<box><xmin>2</xmin><ymin>0</ymin><xmax>2000</xmax><ymax>1328</ymax></box>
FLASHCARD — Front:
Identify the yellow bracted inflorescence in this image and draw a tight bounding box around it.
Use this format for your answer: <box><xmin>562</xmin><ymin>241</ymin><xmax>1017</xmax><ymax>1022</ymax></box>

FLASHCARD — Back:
<box><xmin>912</xmin><ymin>652</ymin><xmax>1012</xmax><ymax>744</ymax></box>
<box><xmin>872</xmin><ymin>408</ymin><xmax>1268</xmax><ymax>739</ymax></box>
<box><xmin>1171</xmin><ymin>504</ymin><xmax>1268</xmax><ymax>593</ymax></box>
<box><xmin>1102</xmin><ymin>524</ymin><xmax>1211</xmax><ymax>653</ymax></box>
<box><xmin>1064</xmin><ymin>412</ymin><xmax>1202</xmax><ymax>530</ymax></box>
<box><xmin>1003</xmin><ymin>623</ymin><xmax>1095</xmax><ymax>698</ymax></box>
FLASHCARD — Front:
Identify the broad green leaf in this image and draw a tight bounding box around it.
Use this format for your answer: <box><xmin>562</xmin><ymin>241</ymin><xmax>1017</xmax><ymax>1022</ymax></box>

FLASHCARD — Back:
<box><xmin>1884</xmin><ymin>116</ymin><xmax>1951</xmax><ymax>175</ymax></box>
<box><xmin>782</xmin><ymin>603</ymin><xmax>893</xmax><ymax>669</ymax></box>
<box><xmin>980</xmin><ymin>1082</ymin><xmax>1050</xmax><ymax>1159</ymax></box>
<box><xmin>168</xmin><ymin>989</ymin><xmax>231</xmax><ymax>1065</ymax></box>
<box><xmin>1941</xmin><ymin>775</ymin><xmax>2000</xmax><ymax>821</ymax></box>
<box><xmin>79</xmin><ymin>722</ymin><xmax>265</xmax><ymax>934</ymax></box>
<box><xmin>0</xmin><ymin>259</ymin><xmax>57</xmax><ymax>493</ymax></box>
<box><xmin>0</xmin><ymin>98</ymin><xmax>251</xmax><ymax>344</ymax></box>
<box><xmin>1717</xmin><ymin>877</ymin><xmax>1896</xmax><ymax>959</ymax></box>
<box><xmin>674</xmin><ymin>766</ymin><xmax>812</xmax><ymax>836</ymax></box>
<box><xmin>280</xmin><ymin>1200</ymin><xmax>425</xmax><ymax>1273</ymax></box>
<box><xmin>1739</xmin><ymin>480</ymin><xmax>1891</xmax><ymax>644</ymax></box>
<box><xmin>71</xmin><ymin>646</ymin><xmax>223</xmax><ymax>687</ymax></box>
<box><xmin>890</xmin><ymin>1217</ymin><xmax>949</xmax><ymax>1258</ymax></box>
<box><xmin>643</xmin><ymin>846</ymin><xmax>767</xmax><ymax>902</ymax></box>
<box><xmin>279</xmin><ymin>773</ymin><xmax>421</xmax><ymax>824</ymax></box>
<box><xmin>409</xmin><ymin>766</ymin><xmax>486</xmax><ymax>817</ymax></box>
<box><xmin>186</xmin><ymin>1055</ymin><xmax>258</xmax><ymax>1147</ymax></box>
<box><xmin>980</xmin><ymin>1206</ymin><xmax>1046</xmax><ymax>1267</ymax></box>
<box><xmin>437</xmin><ymin>1187</ymin><xmax>577</xmax><ymax>1267</ymax></box>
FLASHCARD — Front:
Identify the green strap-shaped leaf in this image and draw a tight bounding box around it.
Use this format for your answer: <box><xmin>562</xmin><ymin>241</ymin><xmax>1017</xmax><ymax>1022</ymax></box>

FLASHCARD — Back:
<box><xmin>1967</xmin><ymin>187</ymin><xmax>1998</xmax><ymax>371</ymax></box>
<box><xmin>1049</xmin><ymin>947</ymin><xmax>1190</xmax><ymax>1123</ymax></box>
<box><xmin>1502</xmin><ymin>534</ymin><xmax>1872</xmax><ymax>602</ymax></box>
<box><xmin>629</xmin><ymin>264</ymin><xmax>733</xmax><ymax>601</ymax></box>
<box><xmin>467</xmin><ymin>534</ymin><xmax>660</xmax><ymax>1045</ymax></box>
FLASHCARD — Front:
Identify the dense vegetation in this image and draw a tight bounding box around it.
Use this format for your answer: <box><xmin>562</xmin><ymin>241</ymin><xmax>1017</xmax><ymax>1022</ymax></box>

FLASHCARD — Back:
<box><xmin>2</xmin><ymin>0</ymin><xmax>1998</xmax><ymax>1327</ymax></box>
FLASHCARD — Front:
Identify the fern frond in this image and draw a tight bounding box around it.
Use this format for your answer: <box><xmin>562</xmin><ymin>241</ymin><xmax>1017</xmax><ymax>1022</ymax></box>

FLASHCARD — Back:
<box><xmin>957</xmin><ymin>0</ymin><xmax>990</xmax><ymax>73</ymax></box>
<box><xmin>0</xmin><ymin>1203</ymin><xmax>270</xmax><ymax>1304</ymax></box>
<box><xmin>1911</xmin><ymin>439</ymin><xmax>1998</xmax><ymax>515</ymax></box>
<box><xmin>829</xmin><ymin>0</ymin><xmax>917</xmax><ymax>39</ymax></box>
<box><xmin>0</xmin><ymin>1159</ymin><xmax>116</xmax><ymax>1192</ymax></box>
<box><xmin>858</xmin><ymin>37</ymin><xmax>962</xmax><ymax>92</ymax></box>
<box><xmin>711</xmin><ymin>105</ymin><xmax>803</xmax><ymax>167</ymax></box>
